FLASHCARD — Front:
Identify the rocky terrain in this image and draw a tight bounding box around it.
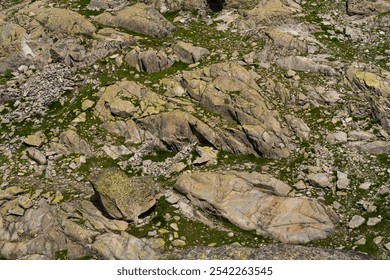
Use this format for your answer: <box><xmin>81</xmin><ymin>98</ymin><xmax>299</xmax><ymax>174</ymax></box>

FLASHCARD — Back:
<box><xmin>0</xmin><ymin>0</ymin><xmax>389</xmax><ymax>260</ymax></box>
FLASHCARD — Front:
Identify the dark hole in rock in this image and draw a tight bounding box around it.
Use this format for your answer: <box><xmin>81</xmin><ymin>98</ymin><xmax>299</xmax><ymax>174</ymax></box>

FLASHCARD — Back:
<box><xmin>207</xmin><ymin>0</ymin><xmax>225</xmax><ymax>12</ymax></box>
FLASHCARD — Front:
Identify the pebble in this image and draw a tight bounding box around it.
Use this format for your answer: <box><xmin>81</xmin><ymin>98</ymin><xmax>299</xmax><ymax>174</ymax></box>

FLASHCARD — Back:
<box><xmin>170</xmin><ymin>223</ymin><xmax>179</xmax><ymax>231</ymax></box>
<box><xmin>171</xmin><ymin>239</ymin><xmax>186</xmax><ymax>247</ymax></box>
<box><xmin>367</xmin><ymin>217</ymin><xmax>381</xmax><ymax>226</ymax></box>
<box><xmin>358</xmin><ymin>182</ymin><xmax>371</xmax><ymax>190</ymax></box>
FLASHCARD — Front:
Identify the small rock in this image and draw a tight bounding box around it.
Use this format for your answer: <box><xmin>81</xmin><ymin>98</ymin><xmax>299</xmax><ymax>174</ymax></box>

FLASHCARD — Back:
<box><xmin>26</xmin><ymin>147</ymin><xmax>47</xmax><ymax>165</ymax></box>
<box><xmin>354</xmin><ymin>237</ymin><xmax>366</xmax><ymax>245</ymax></box>
<box><xmin>373</xmin><ymin>236</ymin><xmax>383</xmax><ymax>245</ymax></box>
<box><xmin>81</xmin><ymin>99</ymin><xmax>95</xmax><ymax>110</ymax></box>
<box><xmin>336</xmin><ymin>171</ymin><xmax>349</xmax><ymax>190</ymax></box>
<box><xmin>171</xmin><ymin>239</ymin><xmax>186</xmax><ymax>247</ymax></box>
<box><xmin>359</xmin><ymin>182</ymin><xmax>371</xmax><ymax>190</ymax></box>
<box><xmin>385</xmin><ymin>243</ymin><xmax>390</xmax><ymax>251</ymax></box>
<box><xmin>51</xmin><ymin>191</ymin><xmax>64</xmax><ymax>204</ymax></box>
<box><xmin>18</xmin><ymin>196</ymin><xmax>33</xmax><ymax>209</ymax></box>
<box><xmin>170</xmin><ymin>223</ymin><xmax>179</xmax><ymax>231</ymax></box>
<box><xmin>24</xmin><ymin>134</ymin><xmax>45</xmax><ymax>147</ymax></box>
<box><xmin>367</xmin><ymin>217</ymin><xmax>381</xmax><ymax>226</ymax></box>
<box><xmin>293</xmin><ymin>180</ymin><xmax>306</xmax><ymax>190</ymax></box>
<box><xmin>307</xmin><ymin>173</ymin><xmax>332</xmax><ymax>188</ymax></box>
<box><xmin>333</xmin><ymin>201</ymin><xmax>342</xmax><ymax>210</ymax></box>
<box><xmin>348</xmin><ymin>215</ymin><xmax>365</xmax><ymax>229</ymax></box>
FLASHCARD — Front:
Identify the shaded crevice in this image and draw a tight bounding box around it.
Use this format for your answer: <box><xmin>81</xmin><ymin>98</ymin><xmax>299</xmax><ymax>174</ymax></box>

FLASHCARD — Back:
<box><xmin>207</xmin><ymin>0</ymin><xmax>225</xmax><ymax>12</ymax></box>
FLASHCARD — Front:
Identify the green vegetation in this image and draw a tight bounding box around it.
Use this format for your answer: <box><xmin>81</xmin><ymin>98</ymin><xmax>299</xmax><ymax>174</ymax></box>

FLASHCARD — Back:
<box><xmin>127</xmin><ymin>198</ymin><xmax>271</xmax><ymax>249</ymax></box>
<box><xmin>0</xmin><ymin>69</ymin><xmax>13</xmax><ymax>85</ymax></box>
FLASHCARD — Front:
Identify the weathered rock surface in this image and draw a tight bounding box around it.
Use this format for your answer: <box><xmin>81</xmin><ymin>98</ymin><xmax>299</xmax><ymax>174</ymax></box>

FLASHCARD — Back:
<box><xmin>92</xmin><ymin>232</ymin><xmax>157</xmax><ymax>260</ymax></box>
<box><xmin>181</xmin><ymin>62</ymin><xmax>299</xmax><ymax>158</ymax></box>
<box><xmin>95</xmin><ymin>3</ymin><xmax>176</xmax><ymax>37</ymax></box>
<box><xmin>34</xmin><ymin>8</ymin><xmax>96</xmax><ymax>36</ymax></box>
<box><xmin>59</xmin><ymin>129</ymin><xmax>93</xmax><ymax>156</ymax></box>
<box><xmin>89</xmin><ymin>169</ymin><xmax>158</xmax><ymax>222</ymax></box>
<box><xmin>347</xmin><ymin>0</ymin><xmax>390</xmax><ymax>16</ymax></box>
<box><xmin>276</xmin><ymin>56</ymin><xmax>338</xmax><ymax>76</ymax></box>
<box><xmin>173</xmin><ymin>41</ymin><xmax>210</xmax><ymax>64</ymax></box>
<box><xmin>125</xmin><ymin>46</ymin><xmax>176</xmax><ymax>73</ymax></box>
<box><xmin>175</xmin><ymin>171</ymin><xmax>336</xmax><ymax>244</ymax></box>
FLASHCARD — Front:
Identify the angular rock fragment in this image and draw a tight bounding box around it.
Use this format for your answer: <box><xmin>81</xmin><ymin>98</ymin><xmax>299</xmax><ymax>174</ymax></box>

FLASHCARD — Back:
<box><xmin>173</xmin><ymin>41</ymin><xmax>210</xmax><ymax>64</ymax></box>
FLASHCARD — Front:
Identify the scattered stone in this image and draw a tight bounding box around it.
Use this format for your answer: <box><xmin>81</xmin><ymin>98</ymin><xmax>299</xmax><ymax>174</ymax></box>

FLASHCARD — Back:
<box><xmin>348</xmin><ymin>215</ymin><xmax>365</xmax><ymax>229</ymax></box>
<box><xmin>367</xmin><ymin>217</ymin><xmax>382</xmax><ymax>227</ymax></box>
<box><xmin>172</xmin><ymin>239</ymin><xmax>186</xmax><ymax>247</ymax></box>
<box><xmin>170</xmin><ymin>223</ymin><xmax>179</xmax><ymax>231</ymax></box>
<box><xmin>336</xmin><ymin>171</ymin><xmax>349</xmax><ymax>190</ymax></box>
<box><xmin>326</xmin><ymin>132</ymin><xmax>348</xmax><ymax>145</ymax></box>
<box><xmin>359</xmin><ymin>182</ymin><xmax>371</xmax><ymax>190</ymax></box>
<box><xmin>307</xmin><ymin>173</ymin><xmax>332</xmax><ymax>189</ymax></box>
<box><xmin>193</xmin><ymin>146</ymin><xmax>218</xmax><ymax>165</ymax></box>
<box><xmin>24</xmin><ymin>134</ymin><xmax>45</xmax><ymax>147</ymax></box>
<box><xmin>26</xmin><ymin>147</ymin><xmax>47</xmax><ymax>165</ymax></box>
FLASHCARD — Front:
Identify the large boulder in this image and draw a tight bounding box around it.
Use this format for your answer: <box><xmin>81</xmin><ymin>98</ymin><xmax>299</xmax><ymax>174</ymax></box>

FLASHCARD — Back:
<box><xmin>34</xmin><ymin>8</ymin><xmax>96</xmax><ymax>36</ymax></box>
<box><xmin>347</xmin><ymin>0</ymin><xmax>390</xmax><ymax>16</ymax></box>
<box><xmin>124</xmin><ymin>46</ymin><xmax>176</xmax><ymax>73</ymax></box>
<box><xmin>0</xmin><ymin>20</ymin><xmax>30</xmax><ymax>73</ymax></box>
<box><xmin>175</xmin><ymin>171</ymin><xmax>336</xmax><ymax>244</ymax></box>
<box><xmin>276</xmin><ymin>56</ymin><xmax>338</xmax><ymax>76</ymax></box>
<box><xmin>346</xmin><ymin>64</ymin><xmax>390</xmax><ymax>131</ymax></box>
<box><xmin>173</xmin><ymin>41</ymin><xmax>210</xmax><ymax>64</ymax></box>
<box><xmin>89</xmin><ymin>169</ymin><xmax>159</xmax><ymax>222</ymax></box>
<box><xmin>95</xmin><ymin>3</ymin><xmax>176</xmax><ymax>37</ymax></box>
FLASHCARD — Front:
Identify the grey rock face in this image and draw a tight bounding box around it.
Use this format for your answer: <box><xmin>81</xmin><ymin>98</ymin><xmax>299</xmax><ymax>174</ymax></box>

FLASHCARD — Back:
<box><xmin>175</xmin><ymin>171</ymin><xmax>336</xmax><ymax>244</ymax></box>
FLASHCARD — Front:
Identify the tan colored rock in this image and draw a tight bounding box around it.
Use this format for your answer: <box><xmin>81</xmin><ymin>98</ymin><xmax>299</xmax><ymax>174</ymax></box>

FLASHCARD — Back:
<box><xmin>59</xmin><ymin>129</ymin><xmax>93</xmax><ymax>156</ymax></box>
<box><xmin>173</xmin><ymin>41</ymin><xmax>210</xmax><ymax>64</ymax></box>
<box><xmin>347</xmin><ymin>0</ymin><xmax>390</xmax><ymax>16</ymax></box>
<box><xmin>124</xmin><ymin>46</ymin><xmax>176</xmax><ymax>73</ymax></box>
<box><xmin>175</xmin><ymin>171</ymin><xmax>335</xmax><ymax>244</ymax></box>
<box><xmin>35</xmin><ymin>8</ymin><xmax>96</xmax><ymax>36</ymax></box>
<box><xmin>92</xmin><ymin>232</ymin><xmax>157</xmax><ymax>259</ymax></box>
<box><xmin>26</xmin><ymin>147</ymin><xmax>47</xmax><ymax>165</ymax></box>
<box><xmin>89</xmin><ymin>169</ymin><xmax>159</xmax><ymax>222</ymax></box>
<box><xmin>95</xmin><ymin>3</ymin><xmax>176</xmax><ymax>37</ymax></box>
<box><xmin>95</xmin><ymin>80</ymin><xmax>166</xmax><ymax>121</ymax></box>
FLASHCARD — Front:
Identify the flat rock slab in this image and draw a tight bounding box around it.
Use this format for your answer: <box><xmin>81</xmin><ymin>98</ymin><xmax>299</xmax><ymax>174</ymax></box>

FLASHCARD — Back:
<box><xmin>175</xmin><ymin>171</ymin><xmax>336</xmax><ymax>244</ymax></box>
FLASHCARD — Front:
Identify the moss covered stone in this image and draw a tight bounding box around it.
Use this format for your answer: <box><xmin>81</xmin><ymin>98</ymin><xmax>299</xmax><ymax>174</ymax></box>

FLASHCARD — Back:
<box><xmin>89</xmin><ymin>169</ymin><xmax>159</xmax><ymax>222</ymax></box>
